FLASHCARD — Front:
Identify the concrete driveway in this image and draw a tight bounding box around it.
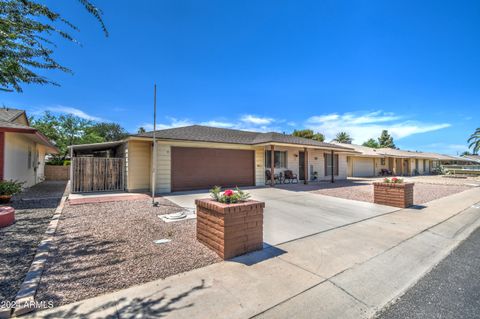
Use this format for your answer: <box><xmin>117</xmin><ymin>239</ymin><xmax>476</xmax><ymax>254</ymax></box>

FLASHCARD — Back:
<box><xmin>164</xmin><ymin>186</ymin><xmax>397</xmax><ymax>245</ymax></box>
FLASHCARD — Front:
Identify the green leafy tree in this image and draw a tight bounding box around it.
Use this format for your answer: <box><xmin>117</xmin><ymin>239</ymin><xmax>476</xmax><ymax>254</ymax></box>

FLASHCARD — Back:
<box><xmin>333</xmin><ymin>132</ymin><xmax>353</xmax><ymax>144</ymax></box>
<box><xmin>362</xmin><ymin>138</ymin><xmax>380</xmax><ymax>148</ymax></box>
<box><xmin>378</xmin><ymin>130</ymin><xmax>396</xmax><ymax>148</ymax></box>
<box><xmin>468</xmin><ymin>128</ymin><xmax>480</xmax><ymax>154</ymax></box>
<box><xmin>31</xmin><ymin>112</ymin><xmax>98</xmax><ymax>158</ymax></box>
<box><xmin>137</xmin><ymin>127</ymin><xmax>146</xmax><ymax>134</ymax></box>
<box><xmin>87</xmin><ymin>122</ymin><xmax>128</xmax><ymax>141</ymax></box>
<box><xmin>0</xmin><ymin>0</ymin><xmax>107</xmax><ymax>92</ymax></box>
<box><xmin>292</xmin><ymin>129</ymin><xmax>325</xmax><ymax>142</ymax></box>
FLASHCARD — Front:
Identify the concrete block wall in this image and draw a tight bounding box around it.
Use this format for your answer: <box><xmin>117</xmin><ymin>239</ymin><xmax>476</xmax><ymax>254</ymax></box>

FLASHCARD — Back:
<box><xmin>44</xmin><ymin>165</ymin><xmax>70</xmax><ymax>181</ymax></box>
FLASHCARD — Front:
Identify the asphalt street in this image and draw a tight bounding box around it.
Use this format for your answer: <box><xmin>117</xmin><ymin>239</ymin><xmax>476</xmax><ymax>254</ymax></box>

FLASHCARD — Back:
<box><xmin>377</xmin><ymin>224</ymin><xmax>480</xmax><ymax>319</ymax></box>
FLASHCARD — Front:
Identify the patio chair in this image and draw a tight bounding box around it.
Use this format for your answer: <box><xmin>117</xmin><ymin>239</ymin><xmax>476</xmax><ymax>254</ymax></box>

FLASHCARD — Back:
<box><xmin>380</xmin><ymin>168</ymin><xmax>393</xmax><ymax>176</ymax></box>
<box><xmin>265</xmin><ymin>170</ymin><xmax>280</xmax><ymax>184</ymax></box>
<box><xmin>283</xmin><ymin>170</ymin><xmax>298</xmax><ymax>184</ymax></box>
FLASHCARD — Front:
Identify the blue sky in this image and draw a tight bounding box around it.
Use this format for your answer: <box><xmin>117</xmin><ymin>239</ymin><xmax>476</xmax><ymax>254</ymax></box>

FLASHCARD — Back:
<box><xmin>3</xmin><ymin>0</ymin><xmax>479</xmax><ymax>154</ymax></box>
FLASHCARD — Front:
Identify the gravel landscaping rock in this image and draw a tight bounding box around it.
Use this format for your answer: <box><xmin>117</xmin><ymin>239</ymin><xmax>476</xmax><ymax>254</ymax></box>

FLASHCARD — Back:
<box><xmin>36</xmin><ymin>197</ymin><xmax>221</xmax><ymax>307</ymax></box>
<box><xmin>310</xmin><ymin>179</ymin><xmax>471</xmax><ymax>204</ymax></box>
<box><xmin>0</xmin><ymin>181</ymin><xmax>66</xmax><ymax>304</ymax></box>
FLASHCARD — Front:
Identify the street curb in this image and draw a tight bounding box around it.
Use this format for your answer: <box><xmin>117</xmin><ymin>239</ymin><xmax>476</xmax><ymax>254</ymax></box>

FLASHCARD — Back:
<box><xmin>9</xmin><ymin>182</ymin><xmax>70</xmax><ymax>318</ymax></box>
<box><xmin>371</xmin><ymin>203</ymin><xmax>480</xmax><ymax>318</ymax></box>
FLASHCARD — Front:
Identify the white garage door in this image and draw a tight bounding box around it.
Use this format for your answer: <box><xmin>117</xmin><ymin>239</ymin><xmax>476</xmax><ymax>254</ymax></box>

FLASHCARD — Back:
<box><xmin>353</xmin><ymin>158</ymin><xmax>375</xmax><ymax>177</ymax></box>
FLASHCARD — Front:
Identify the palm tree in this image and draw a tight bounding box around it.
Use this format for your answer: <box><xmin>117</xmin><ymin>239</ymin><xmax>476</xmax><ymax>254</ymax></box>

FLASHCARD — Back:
<box><xmin>333</xmin><ymin>132</ymin><xmax>353</xmax><ymax>144</ymax></box>
<box><xmin>468</xmin><ymin>128</ymin><xmax>480</xmax><ymax>154</ymax></box>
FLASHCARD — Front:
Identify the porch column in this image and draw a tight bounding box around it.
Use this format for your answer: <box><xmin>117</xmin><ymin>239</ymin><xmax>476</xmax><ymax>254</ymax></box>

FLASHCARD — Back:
<box><xmin>270</xmin><ymin>145</ymin><xmax>275</xmax><ymax>187</ymax></box>
<box><xmin>392</xmin><ymin>157</ymin><xmax>397</xmax><ymax>175</ymax></box>
<box><xmin>331</xmin><ymin>150</ymin><xmax>335</xmax><ymax>183</ymax></box>
<box><xmin>304</xmin><ymin>147</ymin><xmax>308</xmax><ymax>184</ymax></box>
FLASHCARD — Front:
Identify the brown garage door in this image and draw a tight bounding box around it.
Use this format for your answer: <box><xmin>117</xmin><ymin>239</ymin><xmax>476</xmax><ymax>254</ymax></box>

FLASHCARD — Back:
<box><xmin>171</xmin><ymin>147</ymin><xmax>255</xmax><ymax>192</ymax></box>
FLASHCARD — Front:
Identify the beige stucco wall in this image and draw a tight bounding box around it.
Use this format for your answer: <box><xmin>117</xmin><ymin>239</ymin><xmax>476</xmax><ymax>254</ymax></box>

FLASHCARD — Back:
<box><xmin>263</xmin><ymin>146</ymin><xmax>347</xmax><ymax>181</ymax></box>
<box><xmin>374</xmin><ymin>157</ymin><xmax>389</xmax><ymax>175</ymax></box>
<box><xmin>4</xmin><ymin>132</ymin><xmax>46</xmax><ymax>187</ymax></box>
<box><xmin>127</xmin><ymin>140</ymin><xmax>151</xmax><ymax>191</ymax></box>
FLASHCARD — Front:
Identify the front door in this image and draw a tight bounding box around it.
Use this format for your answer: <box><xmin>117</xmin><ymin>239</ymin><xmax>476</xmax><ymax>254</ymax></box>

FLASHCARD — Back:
<box><xmin>299</xmin><ymin>151</ymin><xmax>305</xmax><ymax>180</ymax></box>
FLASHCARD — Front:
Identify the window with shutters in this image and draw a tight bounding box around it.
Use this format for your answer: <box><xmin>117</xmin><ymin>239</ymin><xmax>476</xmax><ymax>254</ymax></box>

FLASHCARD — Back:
<box><xmin>324</xmin><ymin>153</ymin><xmax>339</xmax><ymax>176</ymax></box>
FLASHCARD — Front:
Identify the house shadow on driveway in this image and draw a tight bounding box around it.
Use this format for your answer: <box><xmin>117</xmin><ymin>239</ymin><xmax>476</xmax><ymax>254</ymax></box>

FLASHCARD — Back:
<box><xmin>274</xmin><ymin>179</ymin><xmax>373</xmax><ymax>192</ymax></box>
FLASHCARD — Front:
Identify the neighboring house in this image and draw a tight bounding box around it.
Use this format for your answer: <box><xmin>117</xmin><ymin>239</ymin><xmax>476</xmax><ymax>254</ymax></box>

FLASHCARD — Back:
<box><xmin>0</xmin><ymin>108</ymin><xmax>58</xmax><ymax>187</ymax></box>
<box><xmin>331</xmin><ymin>142</ymin><xmax>466</xmax><ymax>177</ymax></box>
<box><xmin>461</xmin><ymin>154</ymin><xmax>480</xmax><ymax>164</ymax></box>
<box><xmin>69</xmin><ymin>125</ymin><xmax>356</xmax><ymax>193</ymax></box>
<box><xmin>331</xmin><ymin>143</ymin><xmax>387</xmax><ymax>177</ymax></box>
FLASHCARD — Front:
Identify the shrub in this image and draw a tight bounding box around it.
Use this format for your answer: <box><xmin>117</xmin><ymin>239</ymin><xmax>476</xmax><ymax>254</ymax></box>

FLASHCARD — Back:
<box><xmin>0</xmin><ymin>180</ymin><xmax>25</xmax><ymax>196</ymax></box>
<box><xmin>383</xmin><ymin>177</ymin><xmax>404</xmax><ymax>184</ymax></box>
<box><xmin>210</xmin><ymin>186</ymin><xmax>251</xmax><ymax>204</ymax></box>
<box><xmin>431</xmin><ymin>166</ymin><xmax>445</xmax><ymax>175</ymax></box>
<box><xmin>46</xmin><ymin>157</ymin><xmax>71</xmax><ymax>166</ymax></box>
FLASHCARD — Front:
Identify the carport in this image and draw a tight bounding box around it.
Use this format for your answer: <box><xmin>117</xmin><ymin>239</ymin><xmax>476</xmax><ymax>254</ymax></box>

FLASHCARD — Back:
<box><xmin>69</xmin><ymin>141</ymin><xmax>127</xmax><ymax>193</ymax></box>
<box><xmin>164</xmin><ymin>186</ymin><xmax>397</xmax><ymax>245</ymax></box>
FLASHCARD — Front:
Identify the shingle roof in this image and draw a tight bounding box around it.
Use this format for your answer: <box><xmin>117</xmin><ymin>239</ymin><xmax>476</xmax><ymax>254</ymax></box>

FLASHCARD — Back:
<box><xmin>462</xmin><ymin>154</ymin><xmax>480</xmax><ymax>162</ymax></box>
<box><xmin>331</xmin><ymin>142</ymin><xmax>384</xmax><ymax>157</ymax></box>
<box><xmin>0</xmin><ymin>108</ymin><xmax>25</xmax><ymax>122</ymax></box>
<box><xmin>331</xmin><ymin>142</ymin><xmax>467</xmax><ymax>161</ymax></box>
<box><xmin>0</xmin><ymin>121</ymin><xmax>33</xmax><ymax>130</ymax></box>
<box><xmin>134</xmin><ymin>125</ymin><xmax>353</xmax><ymax>150</ymax></box>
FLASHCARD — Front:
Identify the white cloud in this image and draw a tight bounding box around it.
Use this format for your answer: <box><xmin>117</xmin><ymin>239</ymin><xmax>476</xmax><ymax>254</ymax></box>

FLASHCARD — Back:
<box><xmin>45</xmin><ymin>106</ymin><xmax>104</xmax><ymax>121</ymax></box>
<box><xmin>137</xmin><ymin>114</ymin><xmax>282</xmax><ymax>133</ymax></box>
<box><xmin>200</xmin><ymin>120</ymin><xmax>235</xmax><ymax>128</ymax></box>
<box><xmin>156</xmin><ymin>117</ymin><xmax>193</xmax><ymax>130</ymax></box>
<box><xmin>240</xmin><ymin>115</ymin><xmax>274</xmax><ymax>125</ymax></box>
<box><xmin>306</xmin><ymin>111</ymin><xmax>451</xmax><ymax>143</ymax></box>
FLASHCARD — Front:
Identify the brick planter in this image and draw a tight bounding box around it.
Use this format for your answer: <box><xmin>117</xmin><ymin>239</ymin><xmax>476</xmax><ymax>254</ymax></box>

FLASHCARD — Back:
<box><xmin>373</xmin><ymin>182</ymin><xmax>414</xmax><ymax>208</ymax></box>
<box><xmin>195</xmin><ymin>199</ymin><xmax>265</xmax><ymax>260</ymax></box>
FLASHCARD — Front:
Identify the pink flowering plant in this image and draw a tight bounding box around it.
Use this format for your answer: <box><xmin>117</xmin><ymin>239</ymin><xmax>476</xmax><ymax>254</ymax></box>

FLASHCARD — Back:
<box><xmin>210</xmin><ymin>186</ymin><xmax>251</xmax><ymax>204</ymax></box>
<box><xmin>383</xmin><ymin>177</ymin><xmax>404</xmax><ymax>184</ymax></box>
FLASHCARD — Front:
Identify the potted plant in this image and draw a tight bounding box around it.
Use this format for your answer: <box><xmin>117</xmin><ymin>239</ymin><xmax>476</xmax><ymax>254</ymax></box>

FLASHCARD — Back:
<box><xmin>0</xmin><ymin>180</ymin><xmax>24</xmax><ymax>204</ymax></box>
<box><xmin>195</xmin><ymin>186</ymin><xmax>265</xmax><ymax>259</ymax></box>
<box><xmin>373</xmin><ymin>177</ymin><xmax>414</xmax><ymax>208</ymax></box>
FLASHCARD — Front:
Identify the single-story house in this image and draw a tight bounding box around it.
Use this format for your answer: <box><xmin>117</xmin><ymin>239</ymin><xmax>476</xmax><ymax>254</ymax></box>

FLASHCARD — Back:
<box><xmin>69</xmin><ymin>125</ymin><xmax>357</xmax><ymax>193</ymax></box>
<box><xmin>459</xmin><ymin>154</ymin><xmax>480</xmax><ymax>164</ymax></box>
<box><xmin>331</xmin><ymin>142</ymin><xmax>460</xmax><ymax>177</ymax></box>
<box><xmin>0</xmin><ymin>108</ymin><xmax>58</xmax><ymax>187</ymax></box>
<box><xmin>331</xmin><ymin>143</ymin><xmax>388</xmax><ymax>177</ymax></box>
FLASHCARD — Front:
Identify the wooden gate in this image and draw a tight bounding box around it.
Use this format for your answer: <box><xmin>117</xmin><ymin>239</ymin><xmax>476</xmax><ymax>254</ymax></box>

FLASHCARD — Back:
<box><xmin>72</xmin><ymin>157</ymin><xmax>125</xmax><ymax>193</ymax></box>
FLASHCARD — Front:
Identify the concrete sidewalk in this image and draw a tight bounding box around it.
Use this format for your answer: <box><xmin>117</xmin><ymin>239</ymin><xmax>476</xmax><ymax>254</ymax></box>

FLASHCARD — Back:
<box><xmin>29</xmin><ymin>188</ymin><xmax>480</xmax><ymax>319</ymax></box>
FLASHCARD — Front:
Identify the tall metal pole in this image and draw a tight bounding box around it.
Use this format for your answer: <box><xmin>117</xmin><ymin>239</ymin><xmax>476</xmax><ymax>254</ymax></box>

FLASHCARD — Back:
<box><xmin>152</xmin><ymin>84</ymin><xmax>157</xmax><ymax>205</ymax></box>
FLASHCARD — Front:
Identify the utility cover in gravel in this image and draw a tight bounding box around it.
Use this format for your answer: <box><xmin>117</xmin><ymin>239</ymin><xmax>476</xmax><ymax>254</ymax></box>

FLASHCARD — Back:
<box><xmin>36</xmin><ymin>198</ymin><xmax>221</xmax><ymax>307</ymax></box>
